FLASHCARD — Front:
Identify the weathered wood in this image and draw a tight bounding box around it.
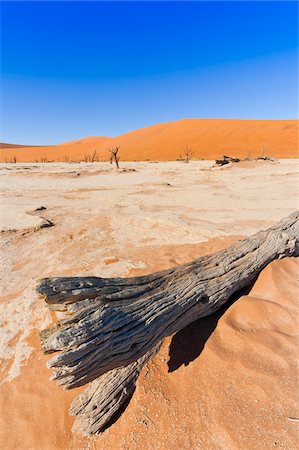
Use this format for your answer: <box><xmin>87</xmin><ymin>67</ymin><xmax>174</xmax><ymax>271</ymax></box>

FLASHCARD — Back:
<box><xmin>37</xmin><ymin>211</ymin><xmax>299</xmax><ymax>391</ymax></box>
<box><xmin>70</xmin><ymin>342</ymin><xmax>162</xmax><ymax>435</ymax></box>
<box><xmin>215</xmin><ymin>155</ymin><xmax>240</xmax><ymax>166</ymax></box>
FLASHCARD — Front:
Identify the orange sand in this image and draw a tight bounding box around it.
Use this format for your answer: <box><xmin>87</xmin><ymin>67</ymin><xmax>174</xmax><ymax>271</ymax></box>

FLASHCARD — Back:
<box><xmin>1</xmin><ymin>119</ymin><xmax>298</xmax><ymax>162</ymax></box>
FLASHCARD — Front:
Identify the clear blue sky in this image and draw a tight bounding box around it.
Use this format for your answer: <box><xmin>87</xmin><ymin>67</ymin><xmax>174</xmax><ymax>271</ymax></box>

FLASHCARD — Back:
<box><xmin>1</xmin><ymin>1</ymin><xmax>298</xmax><ymax>144</ymax></box>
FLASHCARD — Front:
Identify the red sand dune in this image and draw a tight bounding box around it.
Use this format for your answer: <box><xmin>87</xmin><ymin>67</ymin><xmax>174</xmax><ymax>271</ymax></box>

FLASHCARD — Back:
<box><xmin>0</xmin><ymin>143</ymin><xmax>32</xmax><ymax>149</ymax></box>
<box><xmin>0</xmin><ymin>119</ymin><xmax>298</xmax><ymax>162</ymax></box>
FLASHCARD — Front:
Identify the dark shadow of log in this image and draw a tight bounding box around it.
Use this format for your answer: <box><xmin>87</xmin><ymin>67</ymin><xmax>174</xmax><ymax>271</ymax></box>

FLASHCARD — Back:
<box><xmin>168</xmin><ymin>281</ymin><xmax>255</xmax><ymax>372</ymax></box>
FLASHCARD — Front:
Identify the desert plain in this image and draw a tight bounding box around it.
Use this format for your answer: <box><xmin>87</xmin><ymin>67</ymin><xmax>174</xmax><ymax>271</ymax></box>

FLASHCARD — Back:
<box><xmin>0</xmin><ymin>157</ymin><xmax>298</xmax><ymax>450</ymax></box>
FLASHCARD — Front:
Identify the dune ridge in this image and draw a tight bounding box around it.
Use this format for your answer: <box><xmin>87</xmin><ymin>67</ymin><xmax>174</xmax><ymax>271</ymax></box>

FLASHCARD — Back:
<box><xmin>1</xmin><ymin>118</ymin><xmax>298</xmax><ymax>162</ymax></box>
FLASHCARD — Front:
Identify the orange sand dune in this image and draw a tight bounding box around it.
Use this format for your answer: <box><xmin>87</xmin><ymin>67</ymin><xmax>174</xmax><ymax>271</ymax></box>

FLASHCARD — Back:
<box><xmin>58</xmin><ymin>135</ymin><xmax>110</xmax><ymax>146</ymax></box>
<box><xmin>0</xmin><ymin>143</ymin><xmax>33</xmax><ymax>149</ymax></box>
<box><xmin>1</xmin><ymin>119</ymin><xmax>298</xmax><ymax>162</ymax></box>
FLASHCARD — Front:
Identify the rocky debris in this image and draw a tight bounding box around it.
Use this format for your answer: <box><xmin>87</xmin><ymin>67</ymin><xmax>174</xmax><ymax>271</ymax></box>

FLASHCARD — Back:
<box><xmin>39</xmin><ymin>219</ymin><xmax>54</xmax><ymax>229</ymax></box>
<box><xmin>215</xmin><ymin>155</ymin><xmax>240</xmax><ymax>166</ymax></box>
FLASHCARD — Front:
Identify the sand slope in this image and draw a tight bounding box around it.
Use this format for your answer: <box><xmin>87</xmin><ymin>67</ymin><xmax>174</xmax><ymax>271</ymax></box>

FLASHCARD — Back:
<box><xmin>0</xmin><ymin>143</ymin><xmax>32</xmax><ymax>149</ymax></box>
<box><xmin>1</xmin><ymin>119</ymin><xmax>298</xmax><ymax>162</ymax></box>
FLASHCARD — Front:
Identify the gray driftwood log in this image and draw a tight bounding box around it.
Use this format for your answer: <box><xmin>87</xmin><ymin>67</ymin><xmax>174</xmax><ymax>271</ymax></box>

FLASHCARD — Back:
<box><xmin>70</xmin><ymin>342</ymin><xmax>162</xmax><ymax>435</ymax></box>
<box><xmin>37</xmin><ymin>211</ymin><xmax>299</xmax><ymax>434</ymax></box>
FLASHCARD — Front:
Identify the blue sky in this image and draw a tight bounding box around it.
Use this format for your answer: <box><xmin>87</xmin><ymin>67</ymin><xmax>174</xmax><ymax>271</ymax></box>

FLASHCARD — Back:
<box><xmin>1</xmin><ymin>1</ymin><xmax>298</xmax><ymax>144</ymax></box>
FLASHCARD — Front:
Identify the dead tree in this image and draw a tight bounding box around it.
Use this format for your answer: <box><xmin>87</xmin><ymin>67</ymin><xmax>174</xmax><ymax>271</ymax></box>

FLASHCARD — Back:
<box><xmin>37</xmin><ymin>211</ymin><xmax>299</xmax><ymax>435</ymax></box>
<box><xmin>184</xmin><ymin>144</ymin><xmax>193</xmax><ymax>163</ymax></box>
<box><xmin>83</xmin><ymin>154</ymin><xmax>90</xmax><ymax>163</ymax></box>
<box><xmin>108</xmin><ymin>146</ymin><xmax>120</xmax><ymax>169</ymax></box>
<box><xmin>91</xmin><ymin>149</ymin><xmax>98</xmax><ymax>163</ymax></box>
<box><xmin>257</xmin><ymin>145</ymin><xmax>274</xmax><ymax>162</ymax></box>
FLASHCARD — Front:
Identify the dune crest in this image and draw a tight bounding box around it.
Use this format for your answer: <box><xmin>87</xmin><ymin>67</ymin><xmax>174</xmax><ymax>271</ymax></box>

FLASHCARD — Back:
<box><xmin>1</xmin><ymin>118</ymin><xmax>298</xmax><ymax>162</ymax></box>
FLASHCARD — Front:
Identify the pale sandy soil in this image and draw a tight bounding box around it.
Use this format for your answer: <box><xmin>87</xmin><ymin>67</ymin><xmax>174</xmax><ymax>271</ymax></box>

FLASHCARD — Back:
<box><xmin>0</xmin><ymin>160</ymin><xmax>298</xmax><ymax>450</ymax></box>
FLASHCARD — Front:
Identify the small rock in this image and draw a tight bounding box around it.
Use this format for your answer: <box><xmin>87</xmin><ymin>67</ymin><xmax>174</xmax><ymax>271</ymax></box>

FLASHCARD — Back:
<box><xmin>39</xmin><ymin>219</ymin><xmax>54</xmax><ymax>229</ymax></box>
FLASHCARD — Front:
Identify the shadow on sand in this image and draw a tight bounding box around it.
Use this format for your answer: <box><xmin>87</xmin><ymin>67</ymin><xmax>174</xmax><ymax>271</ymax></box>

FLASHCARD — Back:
<box><xmin>167</xmin><ymin>280</ymin><xmax>256</xmax><ymax>372</ymax></box>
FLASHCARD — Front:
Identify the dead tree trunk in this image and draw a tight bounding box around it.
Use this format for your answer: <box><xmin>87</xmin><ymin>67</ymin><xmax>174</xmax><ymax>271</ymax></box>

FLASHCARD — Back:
<box><xmin>70</xmin><ymin>342</ymin><xmax>162</xmax><ymax>435</ymax></box>
<box><xmin>184</xmin><ymin>144</ymin><xmax>193</xmax><ymax>163</ymax></box>
<box><xmin>37</xmin><ymin>211</ymin><xmax>298</xmax><ymax>434</ymax></box>
<box><xmin>109</xmin><ymin>146</ymin><xmax>120</xmax><ymax>169</ymax></box>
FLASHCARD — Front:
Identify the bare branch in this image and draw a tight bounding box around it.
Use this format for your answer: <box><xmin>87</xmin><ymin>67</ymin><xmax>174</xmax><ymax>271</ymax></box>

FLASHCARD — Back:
<box><xmin>108</xmin><ymin>146</ymin><xmax>120</xmax><ymax>169</ymax></box>
<box><xmin>184</xmin><ymin>144</ymin><xmax>193</xmax><ymax>163</ymax></box>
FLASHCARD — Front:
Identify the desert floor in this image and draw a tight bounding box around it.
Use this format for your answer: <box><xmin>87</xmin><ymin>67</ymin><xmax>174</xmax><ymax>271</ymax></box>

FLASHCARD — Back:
<box><xmin>0</xmin><ymin>160</ymin><xmax>298</xmax><ymax>450</ymax></box>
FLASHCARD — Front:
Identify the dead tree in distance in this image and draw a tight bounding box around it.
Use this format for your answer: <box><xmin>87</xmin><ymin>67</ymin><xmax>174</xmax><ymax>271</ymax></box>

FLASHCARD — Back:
<box><xmin>184</xmin><ymin>144</ymin><xmax>193</xmax><ymax>163</ymax></box>
<box><xmin>108</xmin><ymin>146</ymin><xmax>120</xmax><ymax>169</ymax></box>
<box><xmin>90</xmin><ymin>149</ymin><xmax>98</xmax><ymax>163</ymax></box>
